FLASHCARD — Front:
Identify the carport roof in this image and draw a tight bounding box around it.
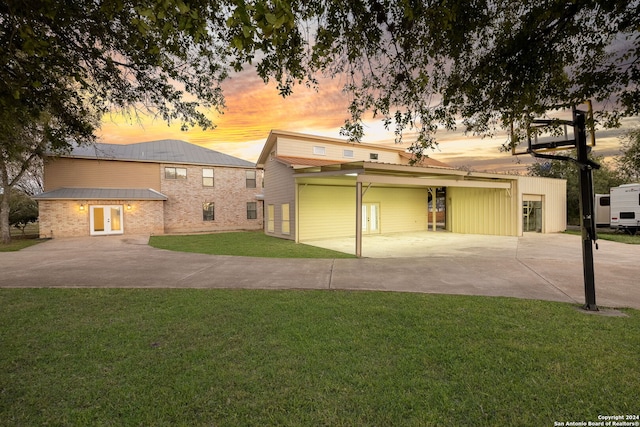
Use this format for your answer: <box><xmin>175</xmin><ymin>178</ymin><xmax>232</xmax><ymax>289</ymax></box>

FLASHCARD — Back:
<box><xmin>33</xmin><ymin>188</ymin><xmax>168</xmax><ymax>201</ymax></box>
<box><xmin>293</xmin><ymin>161</ymin><xmax>516</xmax><ymax>189</ymax></box>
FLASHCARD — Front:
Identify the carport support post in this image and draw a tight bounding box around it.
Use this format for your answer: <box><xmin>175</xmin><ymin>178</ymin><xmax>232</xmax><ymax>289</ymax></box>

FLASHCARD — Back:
<box><xmin>356</xmin><ymin>181</ymin><xmax>362</xmax><ymax>257</ymax></box>
<box><xmin>429</xmin><ymin>188</ymin><xmax>437</xmax><ymax>231</ymax></box>
<box><xmin>575</xmin><ymin>109</ymin><xmax>598</xmax><ymax>311</ymax></box>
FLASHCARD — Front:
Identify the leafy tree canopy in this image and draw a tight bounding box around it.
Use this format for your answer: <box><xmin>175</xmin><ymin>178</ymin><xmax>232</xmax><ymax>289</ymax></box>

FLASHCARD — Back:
<box><xmin>3</xmin><ymin>0</ymin><xmax>638</xmax><ymax>154</ymax></box>
<box><xmin>1</xmin><ymin>0</ymin><xmax>231</xmax><ymax>152</ymax></box>
<box><xmin>227</xmin><ymin>0</ymin><xmax>639</xmax><ymax>156</ymax></box>
<box><xmin>8</xmin><ymin>188</ymin><xmax>38</xmax><ymax>236</ymax></box>
<box><xmin>616</xmin><ymin>129</ymin><xmax>640</xmax><ymax>182</ymax></box>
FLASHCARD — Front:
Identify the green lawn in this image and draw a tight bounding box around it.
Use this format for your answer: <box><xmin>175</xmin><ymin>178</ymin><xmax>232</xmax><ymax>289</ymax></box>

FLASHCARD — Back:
<box><xmin>0</xmin><ymin>238</ymin><xmax>44</xmax><ymax>252</ymax></box>
<box><xmin>150</xmin><ymin>231</ymin><xmax>356</xmax><ymax>258</ymax></box>
<box><xmin>565</xmin><ymin>228</ymin><xmax>640</xmax><ymax>244</ymax></box>
<box><xmin>1</xmin><ymin>289</ymin><xmax>638</xmax><ymax>426</ymax></box>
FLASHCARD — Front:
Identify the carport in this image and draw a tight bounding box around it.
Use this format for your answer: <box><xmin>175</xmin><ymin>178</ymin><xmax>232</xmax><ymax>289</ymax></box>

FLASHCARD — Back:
<box><xmin>293</xmin><ymin>161</ymin><xmax>521</xmax><ymax>257</ymax></box>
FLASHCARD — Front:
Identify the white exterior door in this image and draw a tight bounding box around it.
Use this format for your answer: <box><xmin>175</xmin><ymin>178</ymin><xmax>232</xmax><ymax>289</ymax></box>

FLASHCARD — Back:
<box><xmin>362</xmin><ymin>203</ymin><xmax>380</xmax><ymax>234</ymax></box>
<box><xmin>90</xmin><ymin>205</ymin><xmax>124</xmax><ymax>236</ymax></box>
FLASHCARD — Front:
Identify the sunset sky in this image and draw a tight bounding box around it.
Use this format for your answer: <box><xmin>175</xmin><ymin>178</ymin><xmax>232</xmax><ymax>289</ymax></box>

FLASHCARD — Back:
<box><xmin>97</xmin><ymin>69</ymin><xmax>637</xmax><ymax>173</ymax></box>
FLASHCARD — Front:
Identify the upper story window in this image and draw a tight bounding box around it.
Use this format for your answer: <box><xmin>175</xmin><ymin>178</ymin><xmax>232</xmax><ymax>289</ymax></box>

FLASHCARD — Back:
<box><xmin>313</xmin><ymin>146</ymin><xmax>326</xmax><ymax>156</ymax></box>
<box><xmin>202</xmin><ymin>168</ymin><xmax>214</xmax><ymax>187</ymax></box>
<box><xmin>343</xmin><ymin>149</ymin><xmax>354</xmax><ymax>158</ymax></box>
<box><xmin>246</xmin><ymin>170</ymin><xmax>257</xmax><ymax>188</ymax></box>
<box><xmin>165</xmin><ymin>167</ymin><xmax>187</xmax><ymax>179</ymax></box>
<box><xmin>369</xmin><ymin>153</ymin><xmax>379</xmax><ymax>160</ymax></box>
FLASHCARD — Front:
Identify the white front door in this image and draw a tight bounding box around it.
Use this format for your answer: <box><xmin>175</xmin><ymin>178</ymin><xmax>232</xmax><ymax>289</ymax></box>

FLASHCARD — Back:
<box><xmin>90</xmin><ymin>205</ymin><xmax>124</xmax><ymax>236</ymax></box>
<box><xmin>362</xmin><ymin>203</ymin><xmax>380</xmax><ymax>234</ymax></box>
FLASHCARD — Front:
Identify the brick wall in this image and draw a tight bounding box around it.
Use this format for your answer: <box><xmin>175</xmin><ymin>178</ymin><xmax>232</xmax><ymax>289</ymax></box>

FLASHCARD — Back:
<box><xmin>160</xmin><ymin>164</ymin><xmax>264</xmax><ymax>234</ymax></box>
<box><xmin>37</xmin><ymin>200</ymin><xmax>165</xmax><ymax>238</ymax></box>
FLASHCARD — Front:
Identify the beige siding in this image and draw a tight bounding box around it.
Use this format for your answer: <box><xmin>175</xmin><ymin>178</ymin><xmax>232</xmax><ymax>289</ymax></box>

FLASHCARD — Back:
<box><xmin>45</xmin><ymin>158</ymin><xmax>160</xmax><ymax>191</ymax></box>
<box><xmin>447</xmin><ymin>187</ymin><xmax>516</xmax><ymax>236</ymax></box>
<box><xmin>160</xmin><ymin>164</ymin><xmax>263</xmax><ymax>234</ymax></box>
<box><xmin>263</xmin><ymin>158</ymin><xmax>296</xmax><ymax>239</ymax></box>
<box><xmin>298</xmin><ymin>185</ymin><xmax>356</xmax><ymax>241</ymax></box>
<box><xmin>276</xmin><ymin>137</ymin><xmax>404</xmax><ymax>164</ymax></box>
<box><xmin>364</xmin><ymin>187</ymin><xmax>428</xmax><ymax>234</ymax></box>
<box><xmin>298</xmin><ymin>185</ymin><xmax>428</xmax><ymax>241</ymax></box>
<box><xmin>517</xmin><ymin>176</ymin><xmax>567</xmax><ymax>234</ymax></box>
<box><xmin>37</xmin><ymin>199</ymin><xmax>164</xmax><ymax>238</ymax></box>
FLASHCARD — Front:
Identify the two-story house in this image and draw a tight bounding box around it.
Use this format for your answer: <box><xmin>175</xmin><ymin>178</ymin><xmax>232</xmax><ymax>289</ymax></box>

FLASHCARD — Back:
<box><xmin>34</xmin><ymin>139</ymin><xmax>263</xmax><ymax>238</ymax></box>
<box><xmin>257</xmin><ymin>130</ymin><xmax>566</xmax><ymax>256</ymax></box>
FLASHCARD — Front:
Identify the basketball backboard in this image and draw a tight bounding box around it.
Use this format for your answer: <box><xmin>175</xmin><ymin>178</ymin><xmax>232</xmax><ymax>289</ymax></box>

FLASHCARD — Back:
<box><xmin>511</xmin><ymin>101</ymin><xmax>596</xmax><ymax>156</ymax></box>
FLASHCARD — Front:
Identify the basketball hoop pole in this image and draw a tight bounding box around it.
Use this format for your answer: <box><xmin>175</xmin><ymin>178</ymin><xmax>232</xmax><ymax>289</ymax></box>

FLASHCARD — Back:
<box><xmin>520</xmin><ymin>104</ymin><xmax>600</xmax><ymax>311</ymax></box>
<box><xmin>574</xmin><ymin>108</ymin><xmax>598</xmax><ymax>311</ymax></box>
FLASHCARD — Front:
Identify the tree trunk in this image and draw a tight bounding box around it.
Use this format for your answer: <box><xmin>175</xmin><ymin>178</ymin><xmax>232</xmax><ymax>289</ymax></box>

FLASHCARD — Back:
<box><xmin>1</xmin><ymin>186</ymin><xmax>11</xmax><ymax>244</ymax></box>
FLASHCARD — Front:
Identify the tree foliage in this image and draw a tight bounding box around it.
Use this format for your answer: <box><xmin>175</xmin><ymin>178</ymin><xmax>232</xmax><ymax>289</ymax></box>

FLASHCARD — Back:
<box><xmin>616</xmin><ymin>129</ymin><xmax>640</xmax><ymax>182</ymax></box>
<box><xmin>528</xmin><ymin>152</ymin><xmax>624</xmax><ymax>224</ymax></box>
<box><xmin>227</xmin><ymin>0</ymin><xmax>639</xmax><ymax>157</ymax></box>
<box><xmin>8</xmin><ymin>188</ymin><xmax>38</xmax><ymax>237</ymax></box>
<box><xmin>2</xmin><ymin>0</ymin><xmax>639</xmax><ymax>241</ymax></box>
<box><xmin>1</xmin><ymin>0</ymin><xmax>231</xmax><ymax>242</ymax></box>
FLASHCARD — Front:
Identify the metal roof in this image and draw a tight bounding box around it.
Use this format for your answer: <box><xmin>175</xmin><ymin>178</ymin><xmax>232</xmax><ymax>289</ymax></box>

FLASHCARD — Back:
<box><xmin>33</xmin><ymin>188</ymin><xmax>168</xmax><ymax>201</ymax></box>
<box><xmin>276</xmin><ymin>156</ymin><xmax>352</xmax><ymax>168</ymax></box>
<box><xmin>63</xmin><ymin>139</ymin><xmax>255</xmax><ymax>168</ymax></box>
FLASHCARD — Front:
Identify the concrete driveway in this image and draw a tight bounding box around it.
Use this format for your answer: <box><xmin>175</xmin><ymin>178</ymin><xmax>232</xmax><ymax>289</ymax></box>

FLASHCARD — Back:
<box><xmin>0</xmin><ymin>232</ymin><xmax>638</xmax><ymax>310</ymax></box>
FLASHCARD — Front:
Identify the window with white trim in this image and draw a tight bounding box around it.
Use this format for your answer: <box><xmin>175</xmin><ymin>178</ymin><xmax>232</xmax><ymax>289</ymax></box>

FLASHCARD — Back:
<box><xmin>246</xmin><ymin>170</ymin><xmax>256</xmax><ymax>188</ymax></box>
<box><xmin>202</xmin><ymin>168</ymin><xmax>214</xmax><ymax>187</ymax></box>
<box><xmin>313</xmin><ymin>146</ymin><xmax>326</xmax><ymax>155</ymax></box>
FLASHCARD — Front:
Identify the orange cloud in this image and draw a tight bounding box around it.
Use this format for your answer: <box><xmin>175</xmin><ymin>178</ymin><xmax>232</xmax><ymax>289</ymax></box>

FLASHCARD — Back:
<box><xmin>97</xmin><ymin>69</ymin><xmax>638</xmax><ymax>170</ymax></box>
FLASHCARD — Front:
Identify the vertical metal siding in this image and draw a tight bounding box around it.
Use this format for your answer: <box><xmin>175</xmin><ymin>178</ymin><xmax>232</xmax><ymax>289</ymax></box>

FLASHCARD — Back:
<box><xmin>297</xmin><ymin>185</ymin><xmax>429</xmax><ymax>241</ymax></box>
<box><xmin>517</xmin><ymin>176</ymin><xmax>567</xmax><ymax>233</ymax></box>
<box><xmin>448</xmin><ymin>187</ymin><xmax>516</xmax><ymax>236</ymax></box>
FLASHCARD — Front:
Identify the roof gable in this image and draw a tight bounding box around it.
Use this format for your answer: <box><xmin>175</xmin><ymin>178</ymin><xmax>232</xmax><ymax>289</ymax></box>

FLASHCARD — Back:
<box><xmin>256</xmin><ymin>130</ymin><xmax>451</xmax><ymax>168</ymax></box>
<box><xmin>63</xmin><ymin>139</ymin><xmax>254</xmax><ymax>167</ymax></box>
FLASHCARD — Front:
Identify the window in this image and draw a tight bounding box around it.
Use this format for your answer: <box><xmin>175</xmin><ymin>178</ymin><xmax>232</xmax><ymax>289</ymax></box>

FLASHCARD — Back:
<box><xmin>313</xmin><ymin>146</ymin><xmax>326</xmax><ymax>155</ymax></box>
<box><xmin>369</xmin><ymin>153</ymin><xmax>379</xmax><ymax>160</ymax></box>
<box><xmin>620</xmin><ymin>212</ymin><xmax>636</xmax><ymax>219</ymax></box>
<box><xmin>343</xmin><ymin>149</ymin><xmax>354</xmax><ymax>158</ymax></box>
<box><xmin>203</xmin><ymin>202</ymin><xmax>215</xmax><ymax>221</ymax></box>
<box><xmin>246</xmin><ymin>170</ymin><xmax>256</xmax><ymax>188</ymax></box>
<box><xmin>267</xmin><ymin>205</ymin><xmax>275</xmax><ymax>232</ymax></box>
<box><xmin>281</xmin><ymin>204</ymin><xmax>290</xmax><ymax>235</ymax></box>
<box><xmin>247</xmin><ymin>202</ymin><xmax>257</xmax><ymax>219</ymax></box>
<box><xmin>202</xmin><ymin>168</ymin><xmax>214</xmax><ymax>187</ymax></box>
<box><xmin>599</xmin><ymin>196</ymin><xmax>610</xmax><ymax>206</ymax></box>
<box><xmin>165</xmin><ymin>167</ymin><xmax>187</xmax><ymax>179</ymax></box>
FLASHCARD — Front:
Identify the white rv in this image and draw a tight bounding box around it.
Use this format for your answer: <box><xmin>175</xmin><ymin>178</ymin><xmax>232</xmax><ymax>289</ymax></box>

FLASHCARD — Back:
<box><xmin>594</xmin><ymin>194</ymin><xmax>610</xmax><ymax>227</ymax></box>
<box><xmin>610</xmin><ymin>184</ymin><xmax>640</xmax><ymax>234</ymax></box>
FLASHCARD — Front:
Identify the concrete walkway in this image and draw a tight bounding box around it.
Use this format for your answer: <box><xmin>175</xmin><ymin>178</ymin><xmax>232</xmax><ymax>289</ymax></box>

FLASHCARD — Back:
<box><xmin>0</xmin><ymin>232</ymin><xmax>638</xmax><ymax>310</ymax></box>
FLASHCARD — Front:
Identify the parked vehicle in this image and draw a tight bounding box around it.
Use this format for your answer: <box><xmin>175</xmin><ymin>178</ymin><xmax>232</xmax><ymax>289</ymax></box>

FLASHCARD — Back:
<box><xmin>609</xmin><ymin>184</ymin><xmax>640</xmax><ymax>235</ymax></box>
<box><xmin>594</xmin><ymin>194</ymin><xmax>610</xmax><ymax>227</ymax></box>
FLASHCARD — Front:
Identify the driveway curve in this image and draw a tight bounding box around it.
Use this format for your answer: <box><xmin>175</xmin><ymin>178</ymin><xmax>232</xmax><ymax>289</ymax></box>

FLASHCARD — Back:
<box><xmin>1</xmin><ymin>233</ymin><xmax>638</xmax><ymax>310</ymax></box>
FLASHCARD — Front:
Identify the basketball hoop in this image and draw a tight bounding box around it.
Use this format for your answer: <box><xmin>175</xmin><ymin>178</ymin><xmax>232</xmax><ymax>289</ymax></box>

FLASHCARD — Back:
<box><xmin>511</xmin><ymin>101</ymin><xmax>600</xmax><ymax>311</ymax></box>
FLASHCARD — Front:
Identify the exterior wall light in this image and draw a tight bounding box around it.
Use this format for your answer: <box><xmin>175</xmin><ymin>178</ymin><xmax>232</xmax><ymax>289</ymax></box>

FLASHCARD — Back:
<box><xmin>79</xmin><ymin>203</ymin><xmax>85</xmax><ymax>211</ymax></box>
<box><xmin>126</xmin><ymin>203</ymin><xmax>132</xmax><ymax>210</ymax></box>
